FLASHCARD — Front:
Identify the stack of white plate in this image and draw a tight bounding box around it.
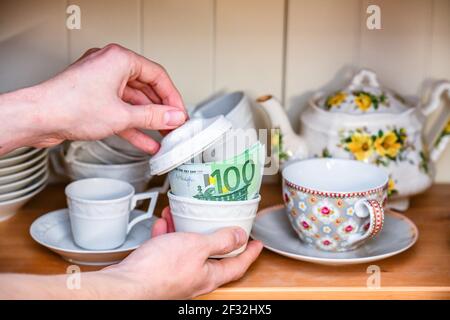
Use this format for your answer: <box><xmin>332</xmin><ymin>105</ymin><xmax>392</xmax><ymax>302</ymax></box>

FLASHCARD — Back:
<box><xmin>0</xmin><ymin>148</ymin><xmax>49</xmax><ymax>221</ymax></box>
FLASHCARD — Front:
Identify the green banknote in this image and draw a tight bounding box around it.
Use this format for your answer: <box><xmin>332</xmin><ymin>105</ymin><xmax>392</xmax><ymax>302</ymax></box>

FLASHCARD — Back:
<box><xmin>169</xmin><ymin>142</ymin><xmax>264</xmax><ymax>201</ymax></box>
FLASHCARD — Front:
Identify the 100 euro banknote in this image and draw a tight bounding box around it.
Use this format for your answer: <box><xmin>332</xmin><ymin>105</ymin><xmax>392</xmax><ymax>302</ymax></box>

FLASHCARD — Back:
<box><xmin>169</xmin><ymin>142</ymin><xmax>264</xmax><ymax>201</ymax></box>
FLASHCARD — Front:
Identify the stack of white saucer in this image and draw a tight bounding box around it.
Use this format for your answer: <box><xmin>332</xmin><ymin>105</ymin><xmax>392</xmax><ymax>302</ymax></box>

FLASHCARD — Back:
<box><xmin>56</xmin><ymin>132</ymin><xmax>161</xmax><ymax>193</ymax></box>
<box><xmin>0</xmin><ymin>148</ymin><xmax>49</xmax><ymax>221</ymax></box>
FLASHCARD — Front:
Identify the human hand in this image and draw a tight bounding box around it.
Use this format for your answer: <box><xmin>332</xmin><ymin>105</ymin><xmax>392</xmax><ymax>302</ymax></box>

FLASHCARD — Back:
<box><xmin>21</xmin><ymin>44</ymin><xmax>187</xmax><ymax>154</ymax></box>
<box><xmin>103</xmin><ymin>207</ymin><xmax>263</xmax><ymax>299</ymax></box>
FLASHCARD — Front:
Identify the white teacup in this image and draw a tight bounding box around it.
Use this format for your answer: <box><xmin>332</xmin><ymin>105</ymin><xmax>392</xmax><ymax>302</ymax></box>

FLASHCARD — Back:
<box><xmin>65</xmin><ymin>178</ymin><xmax>158</xmax><ymax>250</ymax></box>
<box><xmin>168</xmin><ymin>191</ymin><xmax>260</xmax><ymax>258</ymax></box>
<box><xmin>192</xmin><ymin>92</ymin><xmax>258</xmax><ymax>162</ymax></box>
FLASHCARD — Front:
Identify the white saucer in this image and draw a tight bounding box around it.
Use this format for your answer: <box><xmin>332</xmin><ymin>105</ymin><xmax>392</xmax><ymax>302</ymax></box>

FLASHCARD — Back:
<box><xmin>30</xmin><ymin>209</ymin><xmax>156</xmax><ymax>266</ymax></box>
<box><xmin>251</xmin><ymin>205</ymin><xmax>418</xmax><ymax>266</ymax></box>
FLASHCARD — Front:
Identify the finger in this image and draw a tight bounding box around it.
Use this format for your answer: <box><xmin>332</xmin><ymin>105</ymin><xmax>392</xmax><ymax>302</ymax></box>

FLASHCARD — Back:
<box><xmin>118</xmin><ymin>128</ymin><xmax>160</xmax><ymax>154</ymax></box>
<box><xmin>129</xmin><ymin>53</ymin><xmax>186</xmax><ymax>112</ymax></box>
<box><xmin>151</xmin><ymin>218</ymin><xmax>168</xmax><ymax>238</ymax></box>
<box><xmin>126</xmin><ymin>103</ymin><xmax>187</xmax><ymax>130</ymax></box>
<box><xmin>206</xmin><ymin>240</ymin><xmax>263</xmax><ymax>287</ymax></box>
<box><xmin>122</xmin><ymin>86</ymin><xmax>152</xmax><ymax>105</ymax></box>
<box><xmin>161</xmin><ymin>207</ymin><xmax>175</xmax><ymax>233</ymax></box>
<box><xmin>205</xmin><ymin>227</ymin><xmax>248</xmax><ymax>257</ymax></box>
<box><xmin>127</xmin><ymin>80</ymin><xmax>163</xmax><ymax>104</ymax></box>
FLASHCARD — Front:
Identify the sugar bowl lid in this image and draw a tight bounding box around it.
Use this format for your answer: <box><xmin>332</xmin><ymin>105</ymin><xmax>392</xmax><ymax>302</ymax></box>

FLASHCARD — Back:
<box><xmin>149</xmin><ymin>115</ymin><xmax>232</xmax><ymax>175</ymax></box>
<box><xmin>317</xmin><ymin>69</ymin><xmax>410</xmax><ymax>114</ymax></box>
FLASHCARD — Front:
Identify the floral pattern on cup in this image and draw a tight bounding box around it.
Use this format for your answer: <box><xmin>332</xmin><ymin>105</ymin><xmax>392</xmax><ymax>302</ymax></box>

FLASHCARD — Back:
<box><xmin>283</xmin><ymin>181</ymin><xmax>387</xmax><ymax>252</ymax></box>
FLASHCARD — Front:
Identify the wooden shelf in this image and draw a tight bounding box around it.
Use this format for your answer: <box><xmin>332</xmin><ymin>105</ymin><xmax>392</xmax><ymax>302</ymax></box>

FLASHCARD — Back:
<box><xmin>0</xmin><ymin>182</ymin><xmax>449</xmax><ymax>300</ymax></box>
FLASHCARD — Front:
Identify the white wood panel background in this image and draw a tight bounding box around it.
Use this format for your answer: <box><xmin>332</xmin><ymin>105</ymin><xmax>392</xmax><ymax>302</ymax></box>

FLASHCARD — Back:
<box><xmin>0</xmin><ymin>0</ymin><xmax>449</xmax><ymax>181</ymax></box>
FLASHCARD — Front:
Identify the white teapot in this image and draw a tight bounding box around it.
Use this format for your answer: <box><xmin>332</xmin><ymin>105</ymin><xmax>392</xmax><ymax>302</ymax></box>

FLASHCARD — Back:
<box><xmin>258</xmin><ymin>69</ymin><xmax>450</xmax><ymax>210</ymax></box>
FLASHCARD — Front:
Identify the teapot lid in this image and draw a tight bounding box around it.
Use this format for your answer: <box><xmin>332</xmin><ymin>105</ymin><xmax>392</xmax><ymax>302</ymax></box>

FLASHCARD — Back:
<box><xmin>149</xmin><ymin>115</ymin><xmax>232</xmax><ymax>175</ymax></box>
<box><xmin>317</xmin><ymin>69</ymin><xmax>410</xmax><ymax>114</ymax></box>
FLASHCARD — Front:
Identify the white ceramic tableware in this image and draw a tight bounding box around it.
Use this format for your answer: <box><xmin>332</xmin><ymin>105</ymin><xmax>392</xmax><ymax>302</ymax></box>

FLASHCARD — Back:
<box><xmin>0</xmin><ymin>148</ymin><xmax>41</xmax><ymax>168</ymax></box>
<box><xmin>66</xmin><ymin>141</ymin><xmax>148</xmax><ymax>165</ymax></box>
<box><xmin>0</xmin><ymin>149</ymin><xmax>48</xmax><ymax>177</ymax></box>
<box><xmin>102</xmin><ymin>130</ymin><xmax>162</xmax><ymax>157</ymax></box>
<box><xmin>63</xmin><ymin>154</ymin><xmax>151</xmax><ymax>181</ymax></box>
<box><xmin>251</xmin><ymin>205</ymin><xmax>418</xmax><ymax>266</ymax></box>
<box><xmin>30</xmin><ymin>208</ymin><xmax>155</xmax><ymax>265</ymax></box>
<box><xmin>282</xmin><ymin>158</ymin><xmax>388</xmax><ymax>252</ymax></box>
<box><xmin>65</xmin><ymin>178</ymin><xmax>158</xmax><ymax>250</ymax></box>
<box><xmin>168</xmin><ymin>191</ymin><xmax>260</xmax><ymax>258</ymax></box>
<box><xmin>192</xmin><ymin>91</ymin><xmax>255</xmax><ymax>130</ymax></box>
<box><xmin>0</xmin><ymin>157</ymin><xmax>47</xmax><ymax>185</ymax></box>
<box><xmin>0</xmin><ymin>147</ymin><xmax>32</xmax><ymax>160</ymax></box>
<box><xmin>168</xmin><ymin>191</ymin><xmax>260</xmax><ymax>219</ymax></box>
<box><xmin>150</xmin><ymin>116</ymin><xmax>232</xmax><ymax>175</ymax></box>
<box><xmin>0</xmin><ymin>171</ymin><xmax>48</xmax><ymax>202</ymax></box>
<box><xmin>192</xmin><ymin>92</ymin><xmax>258</xmax><ymax>162</ymax></box>
<box><xmin>0</xmin><ymin>165</ymin><xmax>47</xmax><ymax>194</ymax></box>
<box><xmin>0</xmin><ymin>183</ymin><xmax>47</xmax><ymax>222</ymax></box>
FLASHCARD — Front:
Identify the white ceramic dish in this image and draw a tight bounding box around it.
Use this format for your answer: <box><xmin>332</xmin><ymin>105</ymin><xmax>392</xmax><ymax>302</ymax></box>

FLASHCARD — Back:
<box><xmin>251</xmin><ymin>205</ymin><xmax>418</xmax><ymax>266</ymax></box>
<box><xmin>30</xmin><ymin>209</ymin><xmax>155</xmax><ymax>266</ymax></box>
<box><xmin>0</xmin><ymin>147</ymin><xmax>32</xmax><ymax>159</ymax></box>
<box><xmin>172</xmin><ymin>212</ymin><xmax>255</xmax><ymax>258</ymax></box>
<box><xmin>0</xmin><ymin>157</ymin><xmax>47</xmax><ymax>185</ymax></box>
<box><xmin>168</xmin><ymin>191</ymin><xmax>261</xmax><ymax>258</ymax></box>
<box><xmin>65</xmin><ymin>178</ymin><xmax>158</xmax><ymax>250</ymax></box>
<box><xmin>191</xmin><ymin>92</ymin><xmax>258</xmax><ymax>163</ymax></box>
<box><xmin>168</xmin><ymin>191</ymin><xmax>261</xmax><ymax>219</ymax></box>
<box><xmin>0</xmin><ymin>149</ymin><xmax>48</xmax><ymax>177</ymax></box>
<box><xmin>0</xmin><ymin>172</ymin><xmax>48</xmax><ymax>202</ymax></box>
<box><xmin>192</xmin><ymin>91</ymin><xmax>255</xmax><ymax>130</ymax></box>
<box><xmin>0</xmin><ymin>148</ymin><xmax>41</xmax><ymax>168</ymax></box>
<box><xmin>0</xmin><ymin>165</ymin><xmax>47</xmax><ymax>194</ymax></box>
<box><xmin>66</xmin><ymin>141</ymin><xmax>148</xmax><ymax>165</ymax></box>
<box><xmin>64</xmin><ymin>156</ymin><xmax>151</xmax><ymax>181</ymax></box>
<box><xmin>0</xmin><ymin>183</ymin><xmax>47</xmax><ymax>222</ymax></box>
<box><xmin>102</xmin><ymin>130</ymin><xmax>162</xmax><ymax>157</ymax></box>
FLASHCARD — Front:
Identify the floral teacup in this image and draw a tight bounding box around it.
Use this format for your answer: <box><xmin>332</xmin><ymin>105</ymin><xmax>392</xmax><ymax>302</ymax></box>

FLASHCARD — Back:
<box><xmin>282</xmin><ymin>159</ymin><xmax>388</xmax><ymax>252</ymax></box>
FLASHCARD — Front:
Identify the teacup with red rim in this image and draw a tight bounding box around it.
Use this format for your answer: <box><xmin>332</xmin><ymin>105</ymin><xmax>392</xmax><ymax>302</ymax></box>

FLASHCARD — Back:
<box><xmin>282</xmin><ymin>159</ymin><xmax>388</xmax><ymax>252</ymax></box>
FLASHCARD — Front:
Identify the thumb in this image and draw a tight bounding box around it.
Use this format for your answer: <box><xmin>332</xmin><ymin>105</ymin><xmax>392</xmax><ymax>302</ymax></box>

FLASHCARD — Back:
<box><xmin>126</xmin><ymin>103</ymin><xmax>187</xmax><ymax>130</ymax></box>
<box><xmin>204</xmin><ymin>227</ymin><xmax>248</xmax><ymax>257</ymax></box>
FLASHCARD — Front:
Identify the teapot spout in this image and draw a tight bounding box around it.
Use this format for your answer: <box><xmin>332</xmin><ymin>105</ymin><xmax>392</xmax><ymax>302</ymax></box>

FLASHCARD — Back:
<box><xmin>256</xmin><ymin>95</ymin><xmax>308</xmax><ymax>161</ymax></box>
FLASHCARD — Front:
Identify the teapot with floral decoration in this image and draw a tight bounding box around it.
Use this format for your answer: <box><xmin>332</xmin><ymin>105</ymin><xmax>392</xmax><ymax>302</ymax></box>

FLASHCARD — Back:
<box><xmin>257</xmin><ymin>69</ymin><xmax>450</xmax><ymax>210</ymax></box>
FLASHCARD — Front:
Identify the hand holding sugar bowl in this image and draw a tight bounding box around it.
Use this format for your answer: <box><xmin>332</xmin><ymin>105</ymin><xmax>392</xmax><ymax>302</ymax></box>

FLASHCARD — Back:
<box><xmin>150</xmin><ymin>115</ymin><xmax>264</xmax><ymax>258</ymax></box>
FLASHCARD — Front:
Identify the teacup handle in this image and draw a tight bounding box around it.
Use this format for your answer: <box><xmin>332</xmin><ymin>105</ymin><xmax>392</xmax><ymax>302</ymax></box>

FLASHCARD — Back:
<box><xmin>347</xmin><ymin>199</ymin><xmax>384</xmax><ymax>247</ymax></box>
<box><xmin>126</xmin><ymin>191</ymin><xmax>159</xmax><ymax>234</ymax></box>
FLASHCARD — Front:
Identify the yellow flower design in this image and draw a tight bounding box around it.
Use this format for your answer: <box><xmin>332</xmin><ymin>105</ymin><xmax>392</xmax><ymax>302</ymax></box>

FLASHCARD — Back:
<box><xmin>445</xmin><ymin>120</ymin><xmax>450</xmax><ymax>134</ymax></box>
<box><xmin>374</xmin><ymin>131</ymin><xmax>402</xmax><ymax>158</ymax></box>
<box><xmin>387</xmin><ymin>178</ymin><xmax>398</xmax><ymax>196</ymax></box>
<box><xmin>354</xmin><ymin>93</ymin><xmax>372</xmax><ymax>111</ymax></box>
<box><xmin>326</xmin><ymin>92</ymin><xmax>347</xmax><ymax>108</ymax></box>
<box><xmin>346</xmin><ymin>132</ymin><xmax>373</xmax><ymax>161</ymax></box>
<box><xmin>388</xmin><ymin>178</ymin><xmax>396</xmax><ymax>193</ymax></box>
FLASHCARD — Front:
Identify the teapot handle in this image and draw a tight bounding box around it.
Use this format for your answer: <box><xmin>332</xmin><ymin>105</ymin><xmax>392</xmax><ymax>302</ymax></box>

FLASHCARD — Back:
<box><xmin>349</xmin><ymin>69</ymin><xmax>380</xmax><ymax>89</ymax></box>
<box><xmin>421</xmin><ymin>80</ymin><xmax>450</xmax><ymax>162</ymax></box>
